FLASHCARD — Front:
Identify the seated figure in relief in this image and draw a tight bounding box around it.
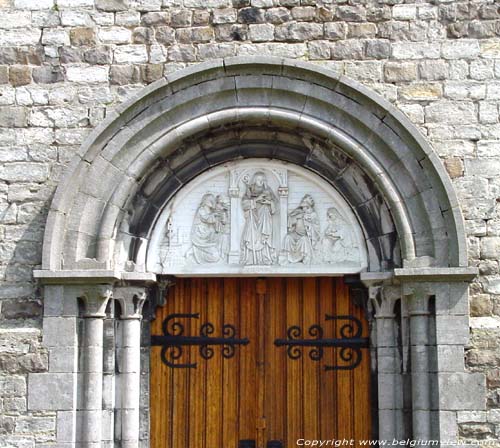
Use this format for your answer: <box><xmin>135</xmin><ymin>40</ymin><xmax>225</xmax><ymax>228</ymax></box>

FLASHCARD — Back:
<box><xmin>321</xmin><ymin>207</ymin><xmax>357</xmax><ymax>264</ymax></box>
<box><xmin>282</xmin><ymin>194</ymin><xmax>321</xmax><ymax>264</ymax></box>
<box><xmin>186</xmin><ymin>193</ymin><xmax>229</xmax><ymax>264</ymax></box>
<box><xmin>240</xmin><ymin>171</ymin><xmax>278</xmax><ymax>265</ymax></box>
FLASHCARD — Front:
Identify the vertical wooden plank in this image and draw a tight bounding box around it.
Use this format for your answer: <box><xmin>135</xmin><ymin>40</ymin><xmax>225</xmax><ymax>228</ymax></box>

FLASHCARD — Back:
<box><xmin>171</xmin><ymin>279</ymin><xmax>189</xmax><ymax>448</ymax></box>
<box><xmin>319</xmin><ymin>277</ymin><xmax>336</xmax><ymax>440</ymax></box>
<box><xmin>149</xmin><ymin>300</ymin><xmax>163</xmax><ymax>448</ymax></box>
<box><xmin>238</xmin><ymin>278</ymin><xmax>258</xmax><ymax>441</ymax></box>
<box><xmin>302</xmin><ymin>277</ymin><xmax>319</xmax><ymax>440</ymax></box>
<box><xmin>188</xmin><ymin>278</ymin><xmax>205</xmax><ymax>448</ymax></box>
<box><xmin>206</xmin><ymin>278</ymin><xmax>223</xmax><ymax>447</ymax></box>
<box><xmin>286</xmin><ymin>277</ymin><xmax>303</xmax><ymax>445</ymax></box>
<box><xmin>352</xmin><ymin>287</ymin><xmax>371</xmax><ymax>446</ymax></box>
<box><xmin>256</xmin><ymin>278</ymin><xmax>267</xmax><ymax>448</ymax></box>
<box><xmin>150</xmin><ymin>281</ymin><xmax>175</xmax><ymax>448</ymax></box>
<box><xmin>336</xmin><ymin>279</ymin><xmax>354</xmax><ymax>442</ymax></box>
<box><xmin>222</xmin><ymin>278</ymin><xmax>240</xmax><ymax>448</ymax></box>
<box><xmin>265</xmin><ymin>277</ymin><xmax>286</xmax><ymax>442</ymax></box>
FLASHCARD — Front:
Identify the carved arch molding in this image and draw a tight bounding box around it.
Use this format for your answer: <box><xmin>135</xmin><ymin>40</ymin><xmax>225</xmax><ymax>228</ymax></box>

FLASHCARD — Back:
<box><xmin>33</xmin><ymin>57</ymin><xmax>481</xmax><ymax>447</ymax></box>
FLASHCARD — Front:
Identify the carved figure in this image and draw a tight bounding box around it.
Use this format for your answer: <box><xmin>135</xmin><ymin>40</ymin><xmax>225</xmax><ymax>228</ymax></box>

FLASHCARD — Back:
<box><xmin>187</xmin><ymin>193</ymin><xmax>227</xmax><ymax>264</ymax></box>
<box><xmin>321</xmin><ymin>207</ymin><xmax>357</xmax><ymax>263</ymax></box>
<box><xmin>240</xmin><ymin>171</ymin><xmax>277</xmax><ymax>265</ymax></box>
<box><xmin>215</xmin><ymin>195</ymin><xmax>230</xmax><ymax>260</ymax></box>
<box><xmin>282</xmin><ymin>194</ymin><xmax>321</xmax><ymax>264</ymax></box>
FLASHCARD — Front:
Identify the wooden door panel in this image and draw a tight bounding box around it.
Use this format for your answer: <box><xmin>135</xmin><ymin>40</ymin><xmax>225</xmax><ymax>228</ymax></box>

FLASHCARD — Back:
<box><xmin>150</xmin><ymin>278</ymin><xmax>371</xmax><ymax>448</ymax></box>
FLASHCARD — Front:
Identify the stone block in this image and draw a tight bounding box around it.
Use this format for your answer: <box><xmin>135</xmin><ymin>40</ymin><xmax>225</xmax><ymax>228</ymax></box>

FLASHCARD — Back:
<box><xmin>42</xmin><ymin>317</ymin><xmax>78</xmax><ymax>347</ymax></box>
<box><xmin>393</xmin><ymin>4</ymin><xmax>417</xmax><ymax>20</ymax></box>
<box><xmin>66</xmin><ymin>66</ymin><xmax>108</xmax><ymax>83</ymax></box>
<box><xmin>42</xmin><ymin>28</ymin><xmax>70</xmax><ymax>47</ymax></box>
<box><xmin>365</xmin><ymin>40</ymin><xmax>390</xmax><ymax>59</ymax></box>
<box><xmin>384</xmin><ymin>62</ymin><xmax>417</xmax><ymax>82</ymax></box>
<box><xmin>98</xmin><ymin>27</ymin><xmax>131</xmax><ymax>44</ymax></box>
<box><xmin>435</xmin><ymin>315</ymin><xmax>469</xmax><ymax>346</ymax></box>
<box><xmin>437</xmin><ymin>345</ymin><xmax>465</xmax><ymax>372</ymax></box>
<box><xmin>336</xmin><ymin>5</ymin><xmax>365</xmax><ymax>22</ymax></box>
<box><xmin>291</xmin><ymin>6</ymin><xmax>315</xmax><ymax>22</ymax></box>
<box><xmin>331</xmin><ymin>40</ymin><xmax>363</xmax><ymax>60</ymax></box>
<box><xmin>425</xmin><ymin>101</ymin><xmax>476</xmax><ymax>124</ymax></box>
<box><xmin>213</xmin><ymin>8</ymin><xmax>237</xmax><ymax>24</ymax></box>
<box><xmin>0</xmin><ymin>106</ymin><xmax>28</xmax><ymax>127</ymax></box>
<box><xmin>347</xmin><ymin>23</ymin><xmax>377</xmax><ymax>39</ymax></box>
<box><xmin>56</xmin><ymin>410</ymin><xmax>76</xmax><ymax>443</ymax></box>
<box><xmin>0</xmin><ymin>375</ymin><xmax>26</xmax><ymax>397</ymax></box>
<box><xmin>95</xmin><ymin>0</ymin><xmax>129</xmax><ymax>11</ymax></box>
<box><xmin>28</xmin><ymin>373</ymin><xmax>75</xmax><ymax>411</ymax></box>
<box><xmin>480</xmin><ymin>237</ymin><xmax>500</xmax><ymax>259</ymax></box>
<box><xmin>249</xmin><ymin>23</ymin><xmax>274</xmax><ymax>42</ymax></box>
<box><xmin>419</xmin><ymin>60</ymin><xmax>448</xmax><ymax>80</ymax></box>
<box><xmin>442</xmin><ymin>40</ymin><xmax>481</xmax><ymax>60</ymax></box>
<box><xmin>9</xmin><ymin>66</ymin><xmax>32</xmax><ymax>87</ymax></box>
<box><xmin>392</xmin><ymin>42</ymin><xmax>440</xmax><ymax>59</ymax></box>
<box><xmin>444</xmin><ymin>158</ymin><xmax>464</xmax><ymax>178</ymax></box>
<box><xmin>114</xmin><ymin>45</ymin><xmax>148</xmax><ymax>64</ymax></box>
<box><xmin>0</xmin><ymin>162</ymin><xmax>48</xmax><ymax>182</ymax></box>
<box><xmin>14</xmin><ymin>0</ymin><xmax>53</xmax><ymax>8</ymax></box>
<box><xmin>15</xmin><ymin>416</ymin><xmax>56</xmax><ymax>434</ymax></box>
<box><xmin>308</xmin><ymin>40</ymin><xmax>330</xmax><ymax>60</ymax></box>
<box><xmin>238</xmin><ymin>7</ymin><xmax>265</xmax><ymax>24</ymax></box>
<box><xmin>439</xmin><ymin>373</ymin><xmax>486</xmax><ymax>410</ymax></box>
<box><xmin>275</xmin><ymin>22</ymin><xmax>323</xmax><ymax>42</ymax></box>
<box><xmin>324</xmin><ymin>23</ymin><xmax>346</xmax><ymax>41</ymax></box>
<box><xmin>265</xmin><ymin>7</ymin><xmax>291</xmax><ymax>24</ymax></box>
<box><xmin>70</xmin><ymin>27</ymin><xmax>96</xmax><ymax>46</ymax></box>
<box><xmin>116</xmin><ymin>11</ymin><xmax>140</xmax><ymax>26</ymax></box>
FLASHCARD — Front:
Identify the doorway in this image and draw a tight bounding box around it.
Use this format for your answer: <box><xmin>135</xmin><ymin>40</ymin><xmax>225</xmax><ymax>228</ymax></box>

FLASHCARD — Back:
<box><xmin>150</xmin><ymin>277</ymin><xmax>371</xmax><ymax>447</ymax></box>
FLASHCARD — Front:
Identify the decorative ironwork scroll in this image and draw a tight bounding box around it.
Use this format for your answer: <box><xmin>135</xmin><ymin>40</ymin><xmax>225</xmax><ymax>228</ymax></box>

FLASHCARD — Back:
<box><xmin>274</xmin><ymin>314</ymin><xmax>369</xmax><ymax>371</ymax></box>
<box><xmin>151</xmin><ymin>313</ymin><xmax>249</xmax><ymax>368</ymax></box>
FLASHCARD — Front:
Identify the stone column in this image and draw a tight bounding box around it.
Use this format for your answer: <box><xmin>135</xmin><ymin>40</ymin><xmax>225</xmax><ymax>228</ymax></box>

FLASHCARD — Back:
<box><xmin>228</xmin><ymin>186</ymin><xmax>240</xmax><ymax>264</ymax></box>
<box><xmin>79</xmin><ymin>285</ymin><xmax>113</xmax><ymax>448</ymax></box>
<box><xmin>114</xmin><ymin>287</ymin><xmax>147</xmax><ymax>448</ymax></box>
<box><xmin>370</xmin><ymin>285</ymin><xmax>403</xmax><ymax>441</ymax></box>
<box><xmin>406</xmin><ymin>285</ymin><xmax>432</xmax><ymax>441</ymax></box>
<box><xmin>278</xmin><ymin>186</ymin><xmax>288</xmax><ymax>253</ymax></box>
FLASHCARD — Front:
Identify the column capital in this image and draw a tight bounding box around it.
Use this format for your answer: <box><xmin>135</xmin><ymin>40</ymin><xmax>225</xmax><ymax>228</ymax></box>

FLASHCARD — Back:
<box><xmin>403</xmin><ymin>283</ymin><xmax>432</xmax><ymax>315</ymax></box>
<box><xmin>114</xmin><ymin>286</ymin><xmax>147</xmax><ymax>320</ymax></box>
<box><xmin>369</xmin><ymin>285</ymin><xmax>401</xmax><ymax>318</ymax></box>
<box><xmin>79</xmin><ymin>285</ymin><xmax>113</xmax><ymax>318</ymax></box>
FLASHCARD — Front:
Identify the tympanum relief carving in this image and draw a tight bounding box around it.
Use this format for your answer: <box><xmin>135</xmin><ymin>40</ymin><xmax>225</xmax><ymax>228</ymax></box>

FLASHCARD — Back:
<box><xmin>149</xmin><ymin>159</ymin><xmax>367</xmax><ymax>275</ymax></box>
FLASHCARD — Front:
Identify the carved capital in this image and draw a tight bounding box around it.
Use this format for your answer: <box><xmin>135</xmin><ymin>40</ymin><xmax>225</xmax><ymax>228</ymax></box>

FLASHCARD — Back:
<box><xmin>114</xmin><ymin>287</ymin><xmax>147</xmax><ymax>320</ymax></box>
<box><xmin>403</xmin><ymin>283</ymin><xmax>432</xmax><ymax>315</ymax></box>
<box><xmin>278</xmin><ymin>187</ymin><xmax>289</xmax><ymax>197</ymax></box>
<box><xmin>369</xmin><ymin>285</ymin><xmax>401</xmax><ymax>318</ymax></box>
<box><xmin>79</xmin><ymin>285</ymin><xmax>113</xmax><ymax>318</ymax></box>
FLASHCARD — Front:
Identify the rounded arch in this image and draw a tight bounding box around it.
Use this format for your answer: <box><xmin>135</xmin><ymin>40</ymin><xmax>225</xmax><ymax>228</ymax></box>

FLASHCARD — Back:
<box><xmin>41</xmin><ymin>57</ymin><xmax>467</xmax><ymax>273</ymax></box>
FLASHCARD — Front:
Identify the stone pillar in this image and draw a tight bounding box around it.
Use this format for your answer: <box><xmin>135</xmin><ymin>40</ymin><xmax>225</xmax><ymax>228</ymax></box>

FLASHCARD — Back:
<box><xmin>405</xmin><ymin>285</ymin><xmax>432</xmax><ymax>441</ymax></box>
<box><xmin>79</xmin><ymin>285</ymin><xmax>113</xmax><ymax>448</ymax></box>
<box><xmin>228</xmin><ymin>186</ymin><xmax>240</xmax><ymax>264</ymax></box>
<box><xmin>114</xmin><ymin>287</ymin><xmax>147</xmax><ymax>448</ymax></box>
<box><xmin>278</xmin><ymin>186</ymin><xmax>288</xmax><ymax>252</ymax></box>
<box><xmin>370</xmin><ymin>285</ymin><xmax>404</xmax><ymax>441</ymax></box>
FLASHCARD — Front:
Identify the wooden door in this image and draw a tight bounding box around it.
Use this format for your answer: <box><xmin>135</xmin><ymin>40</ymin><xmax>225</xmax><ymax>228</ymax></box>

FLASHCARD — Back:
<box><xmin>150</xmin><ymin>278</ymin><xmax>371</xmax><ymax>448</ymax></box>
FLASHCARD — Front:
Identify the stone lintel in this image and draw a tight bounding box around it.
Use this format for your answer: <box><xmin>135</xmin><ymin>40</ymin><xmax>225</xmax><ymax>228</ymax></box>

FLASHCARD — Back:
<box><xmin>394</xmin><ymin>267</ymin><xmax>478</xmax><ymax>282</ymax></box>
<box><xmin>34</xmin><ymin>269</ymin><xmax>156</xmax><ymax>284</ymax></box>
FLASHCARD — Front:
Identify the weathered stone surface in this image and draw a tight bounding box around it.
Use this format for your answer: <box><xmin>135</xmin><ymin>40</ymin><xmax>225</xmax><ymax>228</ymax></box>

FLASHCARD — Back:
<box><xmin>9</xmin><ymin>66</ymin><xmax>32</xmax><ymax>87</ymax></box>
<box><xmin>70</xmin><ymin>27</ymin><xmax>96</xmax><ymax>46</ymax></box>
<box><xmin>95</xmin><ymin>0</ymin><xmax>129</xmax><ymax>11</ymax></box>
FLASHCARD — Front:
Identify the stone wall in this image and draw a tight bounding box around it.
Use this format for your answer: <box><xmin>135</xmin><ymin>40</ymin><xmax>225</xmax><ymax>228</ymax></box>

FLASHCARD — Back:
<box><xmin>0</xmin><ymin>0</ymin><xmax>499</xmax><ymax>445</ymax></box>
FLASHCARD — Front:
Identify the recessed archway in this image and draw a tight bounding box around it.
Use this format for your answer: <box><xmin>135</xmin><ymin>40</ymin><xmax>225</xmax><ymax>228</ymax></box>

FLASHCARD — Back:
<box><xmin>41</xmin><ymin>57</ymin><xmax>467</xmax><ymax>274</ymax></box>
<box><xmin>33</xmin><ymin>58</ymin><xmax>480</xmax><ymax>448</ymax></box>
